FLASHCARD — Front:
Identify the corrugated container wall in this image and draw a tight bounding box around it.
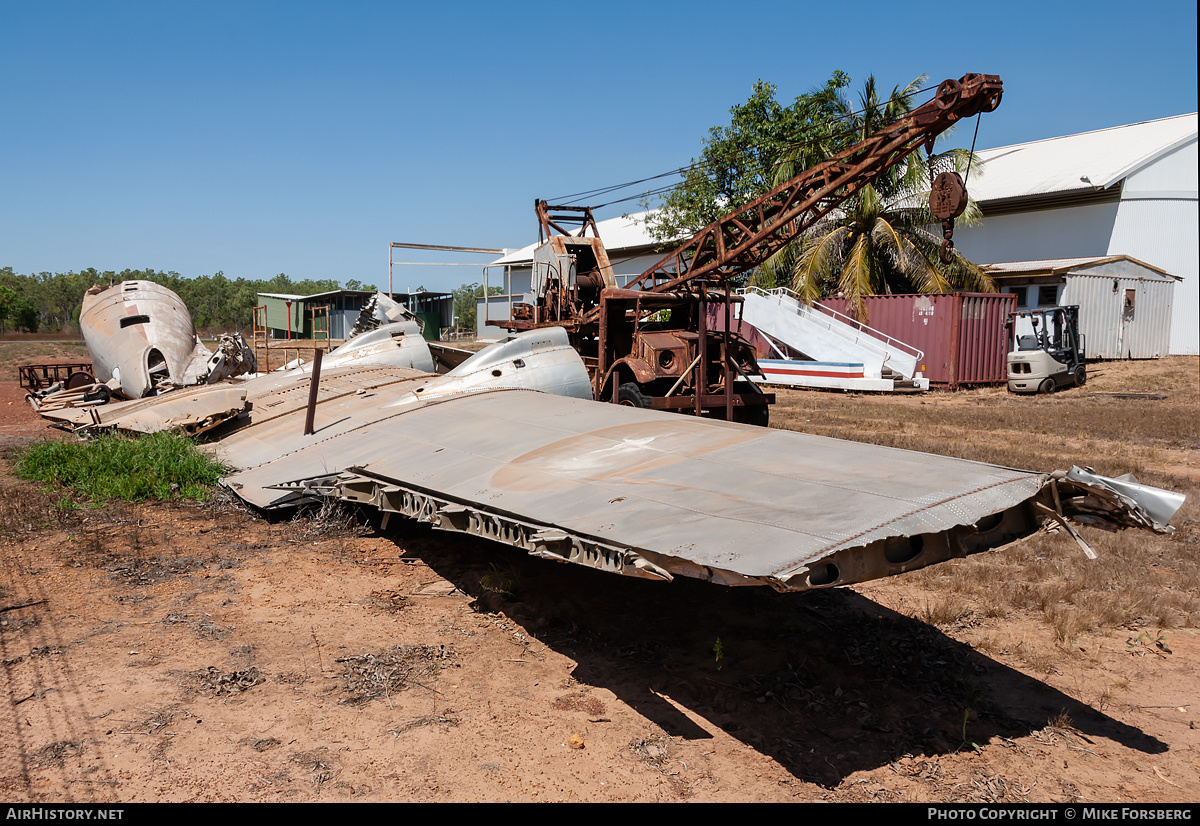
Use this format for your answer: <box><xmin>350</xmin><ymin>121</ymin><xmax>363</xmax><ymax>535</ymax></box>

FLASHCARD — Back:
<box><xmin>1061</xmin><ymin>273</ymin><xmax>1174</xmax><ymax>359</ymax></box>
<box><xmin>818</xmin><ymin>293</ymin><xmax>1016</xmax><ymax>387</ymax></box>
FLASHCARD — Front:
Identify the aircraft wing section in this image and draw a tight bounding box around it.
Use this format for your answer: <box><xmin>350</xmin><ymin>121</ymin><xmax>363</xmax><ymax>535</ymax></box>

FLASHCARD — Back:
<box><xmin>39</xmin><ymin>363</ymin><xmax>431</xmax><ymax>436</ymax></box>
<box><xmin>222</xmin><ymin>388</ymin><xmax>1065</xmax><ymax>591</ymax></box>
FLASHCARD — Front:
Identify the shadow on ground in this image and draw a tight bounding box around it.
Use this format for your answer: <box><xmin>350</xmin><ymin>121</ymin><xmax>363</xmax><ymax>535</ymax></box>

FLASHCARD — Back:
<box><xmin>393</xmin><ymin>523</ymin><xmax>1167</xmax><ymax>788</ymax></box>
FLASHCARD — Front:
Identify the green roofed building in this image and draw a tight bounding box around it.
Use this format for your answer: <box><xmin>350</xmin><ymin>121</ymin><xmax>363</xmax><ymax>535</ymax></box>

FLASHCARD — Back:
<box><xmin>256</xmin><ymin>289</ymin><xmax>454</xmax><ymax>341</ymax></box>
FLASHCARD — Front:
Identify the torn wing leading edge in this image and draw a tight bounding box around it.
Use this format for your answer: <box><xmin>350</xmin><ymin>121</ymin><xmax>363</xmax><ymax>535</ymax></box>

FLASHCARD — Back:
<box><xmin>44</xmin><ymin>281</ymin><xmax>1186</xmax><ymax>592</ymax></box>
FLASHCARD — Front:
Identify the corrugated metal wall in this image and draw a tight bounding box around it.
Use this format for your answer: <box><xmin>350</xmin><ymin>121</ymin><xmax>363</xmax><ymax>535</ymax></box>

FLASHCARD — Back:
<box><xmin>332</xmin><ymin>302</ymin><xmax>359</xmax><ymax>340</ymax></box>
<box><xmin>1061</xmin><ymin>272</ymin><xmax>1174</xmax><ymax>359</ymax></box>
<box><xmin>1107</xmin><ymin>195</ymin><xmax>1198</xmax><ymax>356</ymax></box>
<box><xmin>952</xmin><ymin>200</ymin><xmax>1121</xmax><ymax>263</ymax></box>
<box><xmin>261</xmin><ymin>296</ymin><xmax>301</xmax><ymax>335</ymax></box>
<box><xmin>819</xmin><ymin>293</ymin><xmax>1016</xmax><ymax>386</ymax></box>
<box><xmin>955</xmin><ymin>294</ymin><xmax>1016</xmax><ymax>384</ymax></box>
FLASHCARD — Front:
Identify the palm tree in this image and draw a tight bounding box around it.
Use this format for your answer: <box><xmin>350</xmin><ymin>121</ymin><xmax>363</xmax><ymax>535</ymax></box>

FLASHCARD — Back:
<box><xmin>759</xmin><ymin>75</ymin><xmax>994</xmax><ymax>321</ymax></box>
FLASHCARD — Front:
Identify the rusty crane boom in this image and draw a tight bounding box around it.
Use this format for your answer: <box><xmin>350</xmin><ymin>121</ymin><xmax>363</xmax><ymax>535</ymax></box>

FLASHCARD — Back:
<box><xmin>501</xmin><ymin>73</ymin><xmax>1002</xmax><ymax>422</ymax></box>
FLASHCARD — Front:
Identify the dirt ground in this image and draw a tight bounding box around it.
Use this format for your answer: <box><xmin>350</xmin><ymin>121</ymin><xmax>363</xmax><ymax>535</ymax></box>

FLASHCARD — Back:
<box><xmin>1</xmin><ymin>345</ymin><xmax>1197</xmax><ymax>803</ymax></box>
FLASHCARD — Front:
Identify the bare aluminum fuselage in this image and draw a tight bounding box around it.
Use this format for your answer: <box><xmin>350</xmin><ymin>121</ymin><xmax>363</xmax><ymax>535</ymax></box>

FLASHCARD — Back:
<box><xmin>80</xmin><ymin>281</ymin><xmax>214</xmax><ymax>398</ymax></box>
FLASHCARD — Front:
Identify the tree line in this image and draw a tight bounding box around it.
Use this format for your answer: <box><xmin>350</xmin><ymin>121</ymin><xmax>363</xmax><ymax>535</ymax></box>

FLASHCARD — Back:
<box><xmin>0</xmin><ymin>267</ymin><xmax>507</xmax><ymax>337</ymax></box>
<box><xmin>0</xmin><ymin>268</ymin><xmax>341</xmax><ymax>335</ymax></box>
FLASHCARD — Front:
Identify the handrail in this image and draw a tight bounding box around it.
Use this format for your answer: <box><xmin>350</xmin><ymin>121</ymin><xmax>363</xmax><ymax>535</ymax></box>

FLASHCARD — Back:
<box><xmin>740</xmin><ymin>286</ymin><xmax>924</xmax><ymax>364</ymax></box>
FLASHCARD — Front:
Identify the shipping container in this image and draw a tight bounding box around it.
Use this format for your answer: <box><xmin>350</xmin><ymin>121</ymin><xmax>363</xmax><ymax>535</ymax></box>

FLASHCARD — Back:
<box><xmin>817</xmin><ymin>293</ymin><xmax>1017</xmax><ymax>387</ymax></box>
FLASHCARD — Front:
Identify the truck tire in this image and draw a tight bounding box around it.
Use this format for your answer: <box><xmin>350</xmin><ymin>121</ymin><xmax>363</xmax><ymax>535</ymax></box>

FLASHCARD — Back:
<box><xmin>617</xmin><ymin>382</ymin><xmax>653</xmax><ymax>409</ymax></box>
<box><xmin>1074</xmin><ymin>365</ymin><xmax>1086</xmax><ymax>387</ymax></box>
<box><xmin>82</xmin><ymin>384</ymin><xmax>111</xmax><ymax>404</ymax></box>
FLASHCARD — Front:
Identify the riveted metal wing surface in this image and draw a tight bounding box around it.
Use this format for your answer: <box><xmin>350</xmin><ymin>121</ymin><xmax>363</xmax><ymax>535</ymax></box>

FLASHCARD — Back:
<box><xmin>223</xmin><ymin>387</ymin><xmax>1060</xmax><ymax>590</ymax></box>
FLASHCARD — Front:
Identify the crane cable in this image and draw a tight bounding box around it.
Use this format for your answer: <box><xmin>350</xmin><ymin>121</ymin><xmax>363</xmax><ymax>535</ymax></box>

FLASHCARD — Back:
<box><xmin>548</xmin><ymin>82</ymin><xmax>940</xmax><ymax>208</ymax></box>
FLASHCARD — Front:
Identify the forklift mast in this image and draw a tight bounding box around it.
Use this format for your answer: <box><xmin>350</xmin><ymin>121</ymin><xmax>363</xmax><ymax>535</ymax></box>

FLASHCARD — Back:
<box><xmin>1010</xmin><ymin>306</ymin><xmax>1084</xmax><ymax>360</ymax></box>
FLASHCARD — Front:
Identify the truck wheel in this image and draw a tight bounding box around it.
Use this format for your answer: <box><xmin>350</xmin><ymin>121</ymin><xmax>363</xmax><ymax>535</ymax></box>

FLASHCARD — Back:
<box><xmin>617</xmin><ymin>382</ymin><xmax>653</xmax><ymax>409</ymax></box>
<box><xmin>1038</xmin><ymin>378</ymin><xmax>1055</xmax><ymax>395</ymax></box>
<box><xmin>1074</xmin><ymin>365</ymin><xmax>1086</xmax><ymax>386</ymax></box>
<box><xmin>82</xmin><ymin>385</ymin><xmax>112</xmax><ymax>404</ymax></box>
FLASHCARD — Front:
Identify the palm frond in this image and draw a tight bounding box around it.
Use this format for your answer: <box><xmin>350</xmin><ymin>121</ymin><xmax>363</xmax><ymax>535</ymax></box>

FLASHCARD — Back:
<box><xmin>902</xmin><ymin>232</ymin><xmax>953</xmax><ymax>295</ymax></box>
<box><xmin>838</xmin><ymin>233</ymin><xmax>883</xmax><ymax>320</ymax></box>
<box><xmin>757</xmin><ymin>231</ymin><xmax>799</xmax><ymax>289</ymax></box>
<box><xmin>793</xmin><ymin>226</ymin><xmax>848</xmax><ymax>302</ymax></box>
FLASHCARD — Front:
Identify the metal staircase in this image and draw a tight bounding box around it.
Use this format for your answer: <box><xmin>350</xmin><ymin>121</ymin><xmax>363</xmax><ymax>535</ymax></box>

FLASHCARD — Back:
<box><xmin>740</xmin><ymin>287</ymin><xmax>929</xmax><ymax>391</ymax></box>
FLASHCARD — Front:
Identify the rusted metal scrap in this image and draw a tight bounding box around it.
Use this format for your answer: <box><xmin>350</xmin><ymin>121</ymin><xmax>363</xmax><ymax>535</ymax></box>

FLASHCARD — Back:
<box><xmin>503</xmin><ymin>74</ymin><xmax>1003</xmax><ymax>422</ymax></box>
<box><xmin>18</xmin><ymin>362</ymin><xmax>95</xmax><ymax>391</ymax></box>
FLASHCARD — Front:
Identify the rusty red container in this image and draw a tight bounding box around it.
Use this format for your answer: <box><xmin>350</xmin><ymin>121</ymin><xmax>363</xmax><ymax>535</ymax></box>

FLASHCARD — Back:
<box><xmin>817</xmin><ymin>293</ymin><xmax>1017</xmax><ymax>387</ymax></box>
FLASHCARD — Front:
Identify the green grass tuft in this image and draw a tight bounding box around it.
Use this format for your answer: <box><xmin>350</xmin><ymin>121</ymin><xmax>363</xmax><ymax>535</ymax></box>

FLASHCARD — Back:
<box><xmin>14</xmin><ymin>432</ymin><xmax>228</xmax><ymax>505</ymax></box>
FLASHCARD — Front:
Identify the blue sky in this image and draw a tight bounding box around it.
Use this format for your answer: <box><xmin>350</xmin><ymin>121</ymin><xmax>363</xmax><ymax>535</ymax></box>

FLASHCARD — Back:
<box><xmin>2</xmin><ymin>0</ymin><xmax>1196</xmax><ymax>293</ymax></box>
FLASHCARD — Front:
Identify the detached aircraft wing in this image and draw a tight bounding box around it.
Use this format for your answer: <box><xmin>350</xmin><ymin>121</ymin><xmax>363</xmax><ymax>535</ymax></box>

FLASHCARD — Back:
<box><xmin>218</xmin><ymin>369</ymin><xmax>1181</xmax><ymax>591</ymax></box>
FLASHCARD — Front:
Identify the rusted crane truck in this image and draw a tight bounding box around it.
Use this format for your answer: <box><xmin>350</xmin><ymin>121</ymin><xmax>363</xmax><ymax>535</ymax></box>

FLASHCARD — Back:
<box><xmin>496</xmin><ymin>73</ymin><xmax>1004</xmax><ymax>423</ymax></box>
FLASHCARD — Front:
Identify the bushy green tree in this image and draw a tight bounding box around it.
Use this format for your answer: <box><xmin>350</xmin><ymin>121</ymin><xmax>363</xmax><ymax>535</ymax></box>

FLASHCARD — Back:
<box><xmin>649</xmin><ymin>72</ymin><xmax>993</xmax><ymax>318</ymax></box>
<box><xmin>0</xmin><ymin>267</ymin><xmax>346</xmax><ymax>334</ymax></box>
<box><xmin>451</xmin><ymin>282</ymin><xmax>504</xmax><ymax>333</ymax></box>
<box><xmin>646</xmin><ymin>72</ymin><xmax>850</xmax><ymax>243</ymax></box>
<box><xmin>0</xmin><ymin>284</ymin><xmax>15</xmax><ymax>326</ymax></box>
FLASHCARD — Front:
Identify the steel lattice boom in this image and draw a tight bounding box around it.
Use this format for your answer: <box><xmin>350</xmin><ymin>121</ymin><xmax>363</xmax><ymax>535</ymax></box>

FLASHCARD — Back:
<box><xmin>620</xmin><ymin>73</ymin><xmax>1003</xmax><ymax>297</ymax></box>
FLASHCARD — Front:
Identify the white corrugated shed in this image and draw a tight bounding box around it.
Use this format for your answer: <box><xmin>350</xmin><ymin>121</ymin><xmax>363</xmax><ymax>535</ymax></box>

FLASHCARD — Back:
<box><xmin>489</xmin><ymin>211</ymin><xmax>659</xmax><ymax>266</ymax></box>
<box><xmin>480</xmin><ymin>211</ymin><xmax>666</xmax><ymax>337</ymax></box>
<box><xmin>1107</xmin><ymin>137</ymin><xmax>1198</xmax><ymax>356</ymax></box>
<box><xmin>953</xmin><ymin>113</ymin><xmax>1198</xmax><ymax>355</ymax></box>
<box><xmin>986</xmin><ymin>256</ymin><xmax>1177</xmax><ymax>359</ymax></box>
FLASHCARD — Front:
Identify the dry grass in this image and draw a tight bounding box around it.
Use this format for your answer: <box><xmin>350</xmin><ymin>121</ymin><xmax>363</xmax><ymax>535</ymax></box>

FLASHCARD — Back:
<box><xmin>0</xmin><ymin>480</ymin><xmax>77</xmax><ymax>535</ymax></box>
<box><xmin>291</xmin><ymin>498</ymin><xmax>370</xmax><ymax>541</ymax></box>
<box><xmin>772</xmin><ymin>357</ymin><xmax>1200</xmax><ymax>641</ymax></box>
<box><xmin>0</xmin><ymin>341</ymin><xmax>88</xmax><ymax>382</ymax></box>
<box><xmin>334</xmin><ymin>644</ymin><xmax>453</xmax><ymax>706</ymax></box>
<box><xmin>918</xmin><ymin>594</ymin><xmax>973</xmax><ymax>627</ymax></box>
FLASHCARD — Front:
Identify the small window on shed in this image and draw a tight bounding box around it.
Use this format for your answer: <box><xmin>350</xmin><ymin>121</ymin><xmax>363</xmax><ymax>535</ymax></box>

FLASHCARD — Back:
<box><xmin>1124</xmin><ymin>288</ymin><xmax>1136</xmax><ymax>319</ymax></box>
<box><xmin>1002</xmin><ymin>286</ymin><xmax>1030</xmax><ymax>308</ymax></box>
<box><xmin>1037</xmin><ymin>285</ymin><xmax>1059</xmax><ymax>307</ymax></box>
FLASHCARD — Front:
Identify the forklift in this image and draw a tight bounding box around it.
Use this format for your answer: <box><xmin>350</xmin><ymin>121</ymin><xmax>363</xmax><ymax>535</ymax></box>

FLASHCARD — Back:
<box><xmin>1006</xmin><ymin>305</ymin><xmax>1086</xmax><ymax>394</ymax></box>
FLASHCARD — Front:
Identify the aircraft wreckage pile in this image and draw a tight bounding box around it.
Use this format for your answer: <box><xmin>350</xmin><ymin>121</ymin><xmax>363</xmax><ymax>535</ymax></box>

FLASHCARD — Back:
<box><xmin>27</xmin><ymin>281</ymin><xmax>258</xmax><ymax>414</ymax></box>
<box><xmin>30</xmin><ymin>280</ymin><xmax>1185</xmax><ymax>592</ymax></box>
